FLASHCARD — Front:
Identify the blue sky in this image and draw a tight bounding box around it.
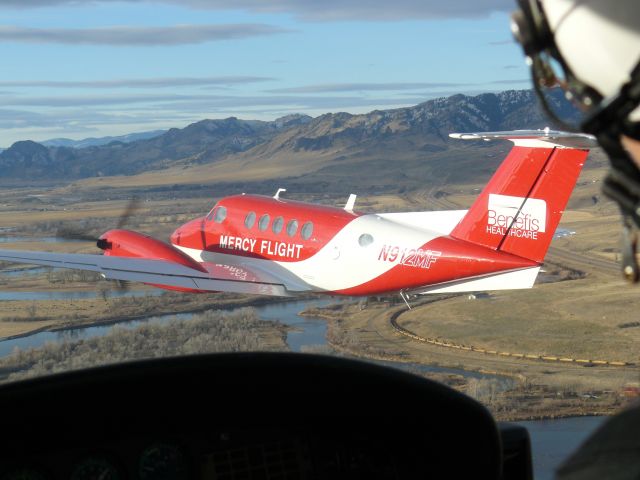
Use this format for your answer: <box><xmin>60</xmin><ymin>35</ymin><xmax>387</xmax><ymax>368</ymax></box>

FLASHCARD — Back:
<box><xmin>0</xmin><ymin>0</ymin><xmax>529</xmax><ymax>147</ymax></box>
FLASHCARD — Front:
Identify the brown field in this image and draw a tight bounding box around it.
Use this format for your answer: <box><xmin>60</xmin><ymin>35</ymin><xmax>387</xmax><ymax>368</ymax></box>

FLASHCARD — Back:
<box><xmin>400</xmin><ymin>277</ymin><xmax>640</xmax><ymax>363</ymax></box>
<box><xmin>65</xmin><ymin>149</ymin><xmax>341</xmax><ymax>190</ymax></box>
<box><xmin>314</xmin><ymin>300</ymin><xmax>638</xmax><ymax>420</ymax></box>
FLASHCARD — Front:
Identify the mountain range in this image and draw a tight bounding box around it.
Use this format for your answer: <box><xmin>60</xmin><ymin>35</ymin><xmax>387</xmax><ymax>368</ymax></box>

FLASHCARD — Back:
<box><xmin>40</xmin><ymin>130</ymin><xmax>167</xmax><ymax>149</ymax></box>
<box><xmin>0</xmin><ymin>89</ymin><xmax>580</xmax><ymax>184</ymax></box>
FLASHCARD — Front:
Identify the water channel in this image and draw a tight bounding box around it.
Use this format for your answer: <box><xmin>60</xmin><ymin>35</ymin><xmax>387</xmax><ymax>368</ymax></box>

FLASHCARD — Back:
<box><xmin>517</xmin><ymin>416</ymin><xmax>606</xmax><ymax>480</ymax></box>
<box><xmin>0</xmin><ymin>295</ymin><xmax>606</xmax><ymax>478</ymax></box>
<box><xmin>0</xmin><ymin>289</ymin><xmax>163</xmax><ymax>301</ymax></box>
<box><xmin>0</xmin><ymin>236</ymin><xmax>84</xmax><ymax>244</ymax></box>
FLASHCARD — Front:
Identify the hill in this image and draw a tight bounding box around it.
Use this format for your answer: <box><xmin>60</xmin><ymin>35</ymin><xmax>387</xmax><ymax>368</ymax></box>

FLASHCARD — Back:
<box><xmin>0</xmin><ymin>89</ymin><xmax>580</xmax><ymax>186</ymax></box>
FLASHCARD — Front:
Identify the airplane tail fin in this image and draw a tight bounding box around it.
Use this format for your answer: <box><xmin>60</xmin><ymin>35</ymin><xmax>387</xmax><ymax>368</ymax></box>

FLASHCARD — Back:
<box><xmin>449</xmin><ymin>130</ymin><xmax>596</xmax><ymax>263</ymax></box>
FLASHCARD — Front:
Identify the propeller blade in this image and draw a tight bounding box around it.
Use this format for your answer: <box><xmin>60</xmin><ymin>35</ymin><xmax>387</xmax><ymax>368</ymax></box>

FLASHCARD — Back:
<box><xmin>113</xmin><ymin>279</ymin><xmax>131</xmax><ymax>292</ymax></box>
<box><xmin>116</xmin><ymin>196</ymin><xmax>141</xmax><ymax>229</ymax></box>
<box><xmin>55</xmin><ymin>227</ymin><xmax>97</xmax><ymax>242</ymax></box>
<box><xmin>55</xmin><ymin>197</ymin><xmax>140</xmax><ymax>243</ymax></box>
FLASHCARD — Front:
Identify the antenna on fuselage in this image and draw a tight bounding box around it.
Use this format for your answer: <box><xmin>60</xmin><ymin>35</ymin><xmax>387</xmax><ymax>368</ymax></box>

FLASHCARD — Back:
<box><xmin>344</xmin><ymin>194</ymin><xmax>357</xmax><ymax>212</ymax></box>
<box><xmin>274</xmin><ymin>188</ymin><xmax>286</xmax><ymax>200</ymax></box>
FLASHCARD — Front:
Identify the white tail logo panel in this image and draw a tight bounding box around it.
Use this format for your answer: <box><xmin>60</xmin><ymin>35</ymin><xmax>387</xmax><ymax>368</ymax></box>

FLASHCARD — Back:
<box><xmin>487</xmin><ymin>194</ymin><xmax>546</xmax><ymax>239</ymax></box>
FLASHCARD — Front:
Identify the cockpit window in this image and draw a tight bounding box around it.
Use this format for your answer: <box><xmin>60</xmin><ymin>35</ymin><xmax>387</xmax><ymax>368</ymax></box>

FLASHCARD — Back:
<box><xmin>301</xmin><ymin>221</ymin><xmax>314</xmax><ymax>240</ymax></box>
<box><xmin>245</xmin><ymin>211</ymin><xmax>256</xmax><ymax>229</ymax></box>
<box><xmin>258</xmin><ymin>214</ymin><xmax>270</xmax><ymax>231</ymax></box>
<box><xmin>286</xmin><ymin>219</ymin><xmax>298</xmax><ymax>237</ymax></box>
<box><xmin>213</xmin><ymin>206</ymin><xmax>227</xmax><ymax>223</ymax></box>
<box><xmin>206</xmin><ymin>207</ymin><xmax>217</xmax><ymax>222</ymax></box>
<box><xmin>272</xmin><ymin>216</ymin><xmax>284</xmax><ymax>234</ymax></box>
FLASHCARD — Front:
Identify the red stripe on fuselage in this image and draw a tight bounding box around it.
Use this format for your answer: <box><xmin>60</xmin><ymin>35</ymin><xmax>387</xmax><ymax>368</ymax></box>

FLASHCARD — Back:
<box><xmin>172</xmin><ymin>194</ymin><xmax>359</xmax><ymax>262</ymax></box>
<box><xmin>333</xmin><ymin>235</ymin><xmax>538</xmax><ymax>296</ymax></box>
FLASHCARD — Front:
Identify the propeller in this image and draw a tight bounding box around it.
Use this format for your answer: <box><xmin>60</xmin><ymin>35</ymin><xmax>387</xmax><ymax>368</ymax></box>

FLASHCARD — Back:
<box><xmin>54</xmin><ymin>226</ymin><xmax>97</xmax><ymax>242</ymax></box>
<box><xmin>56</xmin><ymin>196</ymin><xmax>141</xmax><ymax>244</ymax></box>
<box><xmin>55</xmin><ymin>196</ymin><xmax>141</xmax><ymax>293</ymax></box>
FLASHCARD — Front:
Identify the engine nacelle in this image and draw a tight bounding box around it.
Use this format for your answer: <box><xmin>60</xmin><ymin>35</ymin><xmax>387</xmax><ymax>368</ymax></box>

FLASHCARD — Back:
<box><xmin>98</xmin><ymin>229</ymin><xmax>209</xmax><ymax>293</ymax></box>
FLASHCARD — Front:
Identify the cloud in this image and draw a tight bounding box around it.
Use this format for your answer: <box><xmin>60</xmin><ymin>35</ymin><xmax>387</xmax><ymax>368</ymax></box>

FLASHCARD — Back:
<box><xmin>1</xmin><ymin>94</ymin><xmax>214</xmax><ymax>107</ymax></box>
<box><xmin>0</xmin><ymin>93</ymin><xmax>428</xmax><ymax>110</ymax></box>
<box><xmin>0</xmin><ymin>107</ymin><xmax>204</xmax><ymax>137</ymax></box>
<box><xmin>266</xmin><ymin>81</ymin><xmax>530</xmax><ymax>97</ymax></box>
<box><xmin>3</xmin><ymin>0</ymin><xmax>514</xmax><ymax>21</ymax></box>
<box><xmin>0</xmin><ymin>76</ymin><xmax>276</xmax><ymax>89</ymax></box>
<box><xmin>267</xmin><ymin>82</ymin><xmax>470</xmax><ymax>94</ymax></box>
<box><xmin>166</xmin><ymin>0</ymin><xmax>514</xmax><ymax>21</ymax></box>
<box><xmin>1</xmin><ymin>81</ymin><xmax>532</xmax><ymax>110</ymax></box>
<box><xmin>0</xmin><ymin>24</ymin><xmax>291</xmax><ymax>46</ymax></box>
<box><xmin>145</xmin><ymin>94</ymin><xmax>430</xmax><ymax>112</ymax></box>
<box><xmin>0</xmin><ymin>108</ymin><xmax>118</xmax><ymax>130</ymax></box>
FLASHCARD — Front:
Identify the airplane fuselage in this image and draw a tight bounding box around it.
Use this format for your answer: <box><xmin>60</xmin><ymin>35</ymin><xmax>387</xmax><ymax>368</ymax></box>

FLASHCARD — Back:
<box><xmin>170</xmin><ymin>194</ymin><xmax>538</xmax><ymax>296</ymax></box>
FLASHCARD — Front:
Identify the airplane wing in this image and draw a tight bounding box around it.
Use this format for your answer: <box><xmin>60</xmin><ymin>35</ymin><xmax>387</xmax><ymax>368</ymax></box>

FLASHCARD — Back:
<box><xmin>0</xmin><ymin>249</ymin><xmax>309</xmax><ymax>297</ymax></box>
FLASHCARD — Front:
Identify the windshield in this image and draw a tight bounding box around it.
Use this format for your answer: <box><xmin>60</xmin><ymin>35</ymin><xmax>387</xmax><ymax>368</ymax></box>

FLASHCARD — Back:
<box><xmin>0</xmin><ymin>3</ymin><xmax>636</xmax><ymax>480</ymax></box>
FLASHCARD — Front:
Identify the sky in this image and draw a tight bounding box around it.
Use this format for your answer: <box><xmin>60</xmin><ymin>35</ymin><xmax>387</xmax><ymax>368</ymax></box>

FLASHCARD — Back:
<box><xmin>0</xmin><ymin>0</ymin><xmax>531</xmax><ymax>147</ymax></box>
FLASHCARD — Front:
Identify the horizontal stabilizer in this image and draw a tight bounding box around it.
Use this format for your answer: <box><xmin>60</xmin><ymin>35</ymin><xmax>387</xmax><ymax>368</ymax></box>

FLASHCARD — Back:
<box><xmin>412</xmin><ymin>267</ymin><xmax>541</xmax><ymax>294</ymax></box>
<box><xmin>449</xmin><ymin>129</ymin><xmax>597</xmax><ymax>149</ymax></box>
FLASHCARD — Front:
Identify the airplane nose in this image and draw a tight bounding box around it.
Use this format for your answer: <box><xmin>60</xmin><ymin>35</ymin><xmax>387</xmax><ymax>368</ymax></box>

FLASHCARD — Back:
<box><xmin>170</xmin><ymin>217</ymin><xmax>206</xmax><ymax>249</ymax></box>
<box><xmin>170</xmin><ymin>228</ymin><xmax>181</xmax><ymax>245</ymax></box>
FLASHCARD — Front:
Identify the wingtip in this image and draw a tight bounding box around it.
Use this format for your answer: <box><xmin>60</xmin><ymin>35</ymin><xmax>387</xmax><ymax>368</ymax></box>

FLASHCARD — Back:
<box><xmin>449</xmin><ymin>133</ymin><xmax>480</xmax><ymax>140</ymax></box>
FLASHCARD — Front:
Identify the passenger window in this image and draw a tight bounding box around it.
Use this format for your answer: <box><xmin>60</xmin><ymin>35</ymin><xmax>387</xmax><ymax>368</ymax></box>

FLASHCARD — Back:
<box><xmin>245</xmin><ymin>211</ymin><xmax>256</xmax><ymax>229</ymax></box>
<box><xmin>301</xmin><ymin>221</ymin><xmax>314</xmax><ymax>240</ymax></box>
<box><xmin>359</xmin><ymin>233</ymin><xmax>374</xmax><ymax>247</ymax></box>
<box><xmin>213</xmin><ymin>206</ymin><xmax>227</xmax><ymax>223</ymax></box>
<box><xmin>286</xmin><ymin>219</ymin><xmax>298</xmax><ymax>237</ymax></box>
<box><xmin>272</xmin><ymin>216</ymin><xmax>284</xmax><ymax>234</ymax></box>
<box><xmin>258</xmin><ymin>214</ymin><xmax>270</xmax><ymax>231</ymax></box>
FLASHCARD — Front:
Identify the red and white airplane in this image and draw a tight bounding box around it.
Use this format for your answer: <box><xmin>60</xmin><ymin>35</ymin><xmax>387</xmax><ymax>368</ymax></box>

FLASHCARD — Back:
<box><xmin>0</xmin><ymin>130</ymin><xmax>596</xmax><ymax>300</ymax></box>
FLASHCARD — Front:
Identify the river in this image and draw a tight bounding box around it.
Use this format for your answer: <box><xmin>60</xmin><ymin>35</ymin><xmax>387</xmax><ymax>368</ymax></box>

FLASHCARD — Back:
<box><xmin>0</xmin><ymin>289</ymin><xmax>163</xmax><ymax>301</ymax></box>
<box><xmin>517</xmin><ymin>416</ymin><xmax>606</xmax><ymax>479</ymax></box>
<box><xmin>0</xmin><ymin>236</ymin><xmax>83</xmax><ymax>244</ymax></box>
<box><xmin>0</xmin><ymin>297</ymin><xmax>606</xmax><ymax>478</ymax></box>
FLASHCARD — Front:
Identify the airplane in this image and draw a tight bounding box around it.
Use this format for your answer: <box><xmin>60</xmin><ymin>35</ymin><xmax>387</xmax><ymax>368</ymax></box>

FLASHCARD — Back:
<box><xmin>0</xmin><ymin>129</ymin><xmax>596</xmax><ymax>302</ymax></box>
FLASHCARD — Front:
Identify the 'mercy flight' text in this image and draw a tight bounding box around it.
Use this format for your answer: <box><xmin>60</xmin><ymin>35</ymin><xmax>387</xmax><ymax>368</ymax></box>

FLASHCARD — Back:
<box><xmin>219</xmin><ymin>235</ymin><xmax>303</xmax><ymax>259</ymax></box>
